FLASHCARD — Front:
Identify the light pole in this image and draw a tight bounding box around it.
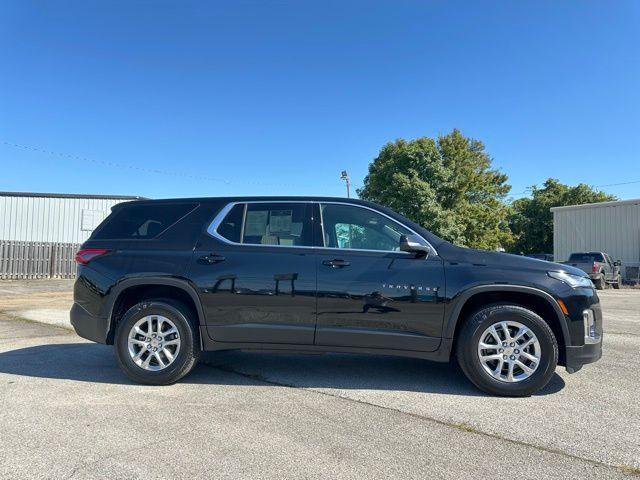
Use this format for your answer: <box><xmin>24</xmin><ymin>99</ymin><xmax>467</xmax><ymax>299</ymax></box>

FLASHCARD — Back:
<box><xmin>340</xmin><ymin>170</ymin><xmax>351</xmax><ymax>198</ymax></box>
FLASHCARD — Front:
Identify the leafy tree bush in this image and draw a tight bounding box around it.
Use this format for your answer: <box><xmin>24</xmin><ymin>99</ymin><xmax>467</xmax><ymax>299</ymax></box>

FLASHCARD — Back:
<box><xmin>509</xmin><ymin>178</ymin><xmax>616</xmax><ymax>254</ymax></box>
<box><xmin>358</xmin><ymin>129</ymin><xmax>513</xmax><ymax>250</ymax></box>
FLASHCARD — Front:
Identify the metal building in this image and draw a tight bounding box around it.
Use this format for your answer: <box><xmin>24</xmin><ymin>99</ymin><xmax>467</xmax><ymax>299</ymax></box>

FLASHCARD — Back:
<box><xmin>552</xmin><ymin>198</ymin><xmax>640</xmax><ymax>282</ymax></box>
<box><xmin>0</xmin><ymin>191</ymin><xmax>141</xmax><ymax>279</ymax></box>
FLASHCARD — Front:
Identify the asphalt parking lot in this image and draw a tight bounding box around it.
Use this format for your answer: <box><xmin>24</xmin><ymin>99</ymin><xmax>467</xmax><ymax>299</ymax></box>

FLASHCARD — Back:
<box><xmin>0</xmin><ymin>281</ymin><xmax>638</xmax><ymax>479</ymax></box>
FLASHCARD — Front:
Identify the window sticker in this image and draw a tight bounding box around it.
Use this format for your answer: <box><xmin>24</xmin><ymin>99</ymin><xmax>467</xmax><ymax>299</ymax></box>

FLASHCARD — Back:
<box><xmin>269</xmin><ymin>210</ymin><xmax>293</xmax><ymax>234</ymax></box>
<box><xmin>244</xmin><ymin>210</ymin><xmax>269</xmax><ymax>236</ymax></box>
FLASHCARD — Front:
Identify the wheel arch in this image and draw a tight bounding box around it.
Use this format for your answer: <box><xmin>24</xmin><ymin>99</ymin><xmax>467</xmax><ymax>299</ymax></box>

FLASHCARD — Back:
<box><xmin>105</xmin><ymin>277</ymin><xmax>205</xmax><ymax>345</ymax></box>
<box><xmin>445</xmin><ymin>285</ymin><xmax>571</xmax><ymax>363</ymax></box>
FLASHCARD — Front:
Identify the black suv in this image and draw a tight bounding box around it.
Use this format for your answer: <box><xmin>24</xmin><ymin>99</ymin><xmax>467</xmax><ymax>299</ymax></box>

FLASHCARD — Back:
<box><xmin>71</xmin><ymin>197</ymin><xmax>602</xmax><ymax>396</ymax></box>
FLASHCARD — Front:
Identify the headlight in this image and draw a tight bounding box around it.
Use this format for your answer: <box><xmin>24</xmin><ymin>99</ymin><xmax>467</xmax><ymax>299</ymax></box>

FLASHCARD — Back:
<box><xmin>548</xmin><ymin>271</ymin><xmax>593</xmax><ymax>288</ymax></box>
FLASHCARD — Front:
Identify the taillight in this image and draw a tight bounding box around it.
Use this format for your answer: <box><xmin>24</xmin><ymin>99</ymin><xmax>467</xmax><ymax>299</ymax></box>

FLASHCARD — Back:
<box><xmin>592</xmin><ymin>262</ymin><xmax>598</xmax><ymax>273</ymax></box>
<box><xmin>75</xmin><ymin>248</ymin><xmax>110</xmax><ymax>265</ymax></box>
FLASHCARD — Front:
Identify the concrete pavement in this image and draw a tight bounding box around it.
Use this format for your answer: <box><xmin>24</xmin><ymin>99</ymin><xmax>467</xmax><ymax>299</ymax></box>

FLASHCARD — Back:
<box><xmin>0</xmin><ymin>282</ymin><xmax>638</xmax><ymax>479</ymax></box>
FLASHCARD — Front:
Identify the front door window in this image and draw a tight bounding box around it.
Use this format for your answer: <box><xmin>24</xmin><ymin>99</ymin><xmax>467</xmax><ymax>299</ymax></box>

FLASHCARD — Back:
<box><xmin>320</xmin><ymin>203</ymin><xmax>419</xmax><ymax>252</ymax></box>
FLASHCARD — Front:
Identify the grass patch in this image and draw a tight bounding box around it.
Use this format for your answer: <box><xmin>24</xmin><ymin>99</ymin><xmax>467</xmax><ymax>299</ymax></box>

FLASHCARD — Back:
<box><xmin>0</xmin><ymin>310</ymin><xmax>73</xmax><ymax>332</ymax></box>
<box><xmin>620</xmin><ymin>465</ymin><xmax>640</xmax><ymax>476</ymax></box>
<box><xmin>455</xmin><ymin>421</ymin><xmax>480</xmax><ymax>434</ymax></box>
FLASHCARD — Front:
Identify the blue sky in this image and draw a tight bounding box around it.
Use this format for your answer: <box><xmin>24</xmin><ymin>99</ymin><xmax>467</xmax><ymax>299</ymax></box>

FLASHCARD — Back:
<box><xmin>1</xmin><ymin>1</ymin><xmax>638</xmax><ymax>200</ymax></box>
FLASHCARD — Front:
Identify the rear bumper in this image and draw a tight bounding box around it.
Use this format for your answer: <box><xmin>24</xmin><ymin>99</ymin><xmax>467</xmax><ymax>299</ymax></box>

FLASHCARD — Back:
<box><xmin>70</xmin><ymin>302</ymin><xmax>109</xmax><ymax>344</ymax></box>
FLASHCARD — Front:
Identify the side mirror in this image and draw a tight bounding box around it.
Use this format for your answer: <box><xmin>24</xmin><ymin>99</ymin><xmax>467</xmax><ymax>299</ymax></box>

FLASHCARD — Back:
<box><xmin>400</xmin><ymin>234</ymin><xmax>430</xmax><ymax>257</ymax></box>
<box><xmin>614</xmin><ymin>260</ymin><xmax>621</xmax><ymax>267</ymax></box>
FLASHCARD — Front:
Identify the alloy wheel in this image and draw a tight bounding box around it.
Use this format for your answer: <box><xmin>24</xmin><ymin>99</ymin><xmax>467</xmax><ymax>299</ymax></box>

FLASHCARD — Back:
<box><xmin>477</xmin><ymin>320</ymin><xmax>541</xmax><ymax>383</ymax></box>
<box><xmin>127</xmin><ymin>315</ymin><xmax>181</xmax><ymax>371</ymax></box>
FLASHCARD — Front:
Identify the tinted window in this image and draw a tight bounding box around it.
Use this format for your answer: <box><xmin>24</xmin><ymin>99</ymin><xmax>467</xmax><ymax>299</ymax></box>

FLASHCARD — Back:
<box><xmin>218</xmin><ymin>203</ymin><xmax>312</xmax><ymax>246</ymax></box>
<box><xmin>568</xmin><ymin>253</ymin><xmax>605</xmax><ymax>263</ymax></box>
<box><xmin>93</xmin><ymin>203</ymin><xmax>196</xmax><ymax>239</ymax></box>
<box><xmin>320</xmin><ymin>203</ymin><xmax>415</xmax><ymax>252</ymax></box>
<box><xmin>216</xmin><ymin>204</ymin><xmax>244</xmax><ymax>243</ymax></box>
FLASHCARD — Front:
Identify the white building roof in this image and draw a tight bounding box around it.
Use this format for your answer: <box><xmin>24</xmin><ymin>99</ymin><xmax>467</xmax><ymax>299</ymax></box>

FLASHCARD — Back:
<box><xmin>0</xmin><ymin>191</ymin><xmax>143</xmax><ymax>200</ymax></box>
<box><xmin>550</xmin><ymin>198</ymin><xmax>640</xmax><ymax>212</ymax></box>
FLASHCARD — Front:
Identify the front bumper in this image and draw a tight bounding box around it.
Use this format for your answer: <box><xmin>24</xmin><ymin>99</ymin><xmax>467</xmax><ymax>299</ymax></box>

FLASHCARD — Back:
<box><xmin>70</xmin><ymin>302</ymin><xmax>109</xmax><ymax>344</ymax></box>
<box><xmin>565</xmin><ymin>339</ymin><xmax>602</xmax><ymax>373</ymax></box>
<box><xmin>564</xmin><ymin>301</ymin><xmax>603</xmax><ymax>373</ymax></box>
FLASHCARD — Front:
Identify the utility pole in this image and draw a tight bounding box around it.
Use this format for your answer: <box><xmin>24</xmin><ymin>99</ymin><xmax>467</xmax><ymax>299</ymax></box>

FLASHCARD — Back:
<box><xmin>340</xmin><ymin>170</ymin><xmax>351</xmax><ymax>198</ymax></box>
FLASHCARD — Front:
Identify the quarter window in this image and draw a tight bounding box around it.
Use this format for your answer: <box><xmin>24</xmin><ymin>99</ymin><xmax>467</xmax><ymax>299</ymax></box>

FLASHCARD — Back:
<box><xmin>92</xmin><ymin>203</ymin><xmax>197</xmax><ymax>240</ymax></box>
<box><xmin>216</xmin><ymin>204</ymin><xmax>244</xmax><ymax>243</ymax></box>
<box><xmin>320</xmin><ymin>203</ymin><xmax>418</xmax><ymax>252</ymax></box>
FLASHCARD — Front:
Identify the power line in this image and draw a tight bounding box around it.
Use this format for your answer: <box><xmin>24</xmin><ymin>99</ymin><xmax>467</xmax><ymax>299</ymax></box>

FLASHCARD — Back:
<box><xmin>2</xmin><ymin>140</ymin><xmax>231</xmax><ymax>185</ymax></box>
<box><xmin>511</xmin><ymin>179</ymin><xmax>640</xmax><ymax>197</ymax></box>
<box><xmin>6</xmin><ymin>139</ymin><xmax>636</xmax><ymax>196</ymax></box>
<box><xmin>594</xmin><ymin>179</ymin><xmax>640</xmax><ymax>188</ymax></box>
<box><xmin>0</xmin><ymin>140</ymin><xmax>334</xmax><ymax>190</ymax></box>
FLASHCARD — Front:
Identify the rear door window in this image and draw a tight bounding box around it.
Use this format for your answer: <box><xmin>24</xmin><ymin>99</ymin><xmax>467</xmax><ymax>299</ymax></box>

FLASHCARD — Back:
<box><xmin>216</xmin><ymin>203</ymin><xmax>313</xmax><ymax>247</ymax></box>
<box><xmin>93</xmin><ymin>203</ymin><xmax>197</xmax><ymax>239</ymax></box>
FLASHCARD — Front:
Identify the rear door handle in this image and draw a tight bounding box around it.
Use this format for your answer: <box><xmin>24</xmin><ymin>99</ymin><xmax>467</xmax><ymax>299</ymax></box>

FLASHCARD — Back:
<box><xmin>322</xmin><ymin>259</ymin><xmax>350</xmax><ymax>268</ymax></box>
<box><xmin>199</xmin><ymin>253</ymin><xmax>226</xmax><ymax>264</ymax></box>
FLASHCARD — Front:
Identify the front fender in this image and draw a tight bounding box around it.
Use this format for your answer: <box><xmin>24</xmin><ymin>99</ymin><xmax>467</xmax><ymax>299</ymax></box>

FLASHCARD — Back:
<box><xmin>442</xmin><ymin>284</ymin><xmax>572</xmax><ymax>347</ymax></box>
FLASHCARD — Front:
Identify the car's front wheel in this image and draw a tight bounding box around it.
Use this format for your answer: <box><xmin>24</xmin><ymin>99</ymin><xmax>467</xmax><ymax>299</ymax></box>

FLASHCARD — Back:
<box><xmin>613</xmin><ymin>275</ymin><xmax>622</xmax><ymax>289</ymax></box>
<box><xmin>114</xmin><ymin>299</ymin><xmax>200</xmax><ymax>385</ymax></box>
<box><xmin>457</xmin><ymin>304</ymin><xmax>558</xmax><ymax>397</ymax></box>
<box><xmin>594</xmin><ymin>275</ymin><xmax>605</xmax><ymax>290</ymax></box>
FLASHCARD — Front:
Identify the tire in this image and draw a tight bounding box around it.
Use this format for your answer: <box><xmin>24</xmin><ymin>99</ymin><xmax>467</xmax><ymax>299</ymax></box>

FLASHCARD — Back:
<box><xmin>613</xmin><ymin>275</ymin><xmax>621</xmax><ymax>289</ymax></box>
<box><xmin>114</xmin><ymin>299</ymin><xmax>200</xmax><ymax>385</ymax></box>
<box><xmin>457</xmin><ymin>304</ymin><xmax>558</xmax><ymax>397</ymax></box>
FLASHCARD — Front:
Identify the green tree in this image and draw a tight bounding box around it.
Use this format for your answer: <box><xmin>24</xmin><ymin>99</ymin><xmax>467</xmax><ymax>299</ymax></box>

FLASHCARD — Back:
<box><xmin>509</xmin><ymin>178</ymin><xmax>616</xmax><ymax>254</ymax></box>
<box><xmin>358</xmin><ymin>129</ymin><xmax>513</xmax><ymax>250</ymax></box>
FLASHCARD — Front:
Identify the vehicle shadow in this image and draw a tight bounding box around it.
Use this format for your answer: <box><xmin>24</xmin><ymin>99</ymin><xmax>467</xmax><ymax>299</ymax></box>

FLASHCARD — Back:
<box><xmin>0</xmin><ymin>343</ymin><xmax>565</xmax><ymax>397</ymax></box>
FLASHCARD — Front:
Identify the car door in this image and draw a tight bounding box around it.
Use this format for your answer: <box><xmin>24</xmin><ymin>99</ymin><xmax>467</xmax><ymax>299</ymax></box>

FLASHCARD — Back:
<box><xmin>315</xmin><ymin>202</ymin><xmax>445</xmax><ymax>352</ymax></box>
<box><xmin>189</xmin><ymin>201</ymin><xmax>317</xmax><ymax>345</ymax></box>
<box><xmin>604</xmin><ymin>254</ymin><xmax>615</xmax><ymax>281</ymax></box>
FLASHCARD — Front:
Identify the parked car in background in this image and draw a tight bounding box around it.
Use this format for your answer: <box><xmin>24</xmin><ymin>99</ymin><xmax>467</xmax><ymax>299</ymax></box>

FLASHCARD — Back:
<box><xmin>526</xmin><ymin>253</ymin><xmax>554</xmax><ymax>262</ymax></box>
<box><xmin>563</xmin><ymin>252</ymin><xmax>621</xmax><ymax>290</ymax></box>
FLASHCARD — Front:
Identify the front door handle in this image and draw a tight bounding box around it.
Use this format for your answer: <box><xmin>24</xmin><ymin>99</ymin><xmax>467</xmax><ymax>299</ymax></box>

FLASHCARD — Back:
<box><xmin>322</xmin><ymin>259</ymin><xmax>350</xmax><ymax>268</ymax></box>
<box><xmin>199</xmin><ymin>253</ymin><xmax>226</xmax><ymax>264</ymax></box>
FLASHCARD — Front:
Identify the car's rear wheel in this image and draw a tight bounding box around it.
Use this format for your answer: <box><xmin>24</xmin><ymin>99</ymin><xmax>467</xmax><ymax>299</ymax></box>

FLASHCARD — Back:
<box><xmin>457</xmin><ymin>304</ymin><xmax>558</xmax><ymax>397</ymax></box>
<box><xmin>114</xmin><ymin>299</ymin><xmax>200</xmax><ymax>385</ymax></box>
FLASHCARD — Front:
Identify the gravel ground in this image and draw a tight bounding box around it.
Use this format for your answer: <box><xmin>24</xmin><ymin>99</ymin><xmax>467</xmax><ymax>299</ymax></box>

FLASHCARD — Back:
<box><xmin>0</xmin><ymin>280</ymin><xmax>638</xmax><ymax>479</ymax></box>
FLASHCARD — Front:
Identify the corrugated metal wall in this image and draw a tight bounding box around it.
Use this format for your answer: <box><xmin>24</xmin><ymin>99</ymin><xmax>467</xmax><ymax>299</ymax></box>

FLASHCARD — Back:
<box><xmin>553</xmin><ymin>200</ymin><xmax>640</xmax><ymax>278</ymax></box>
<box><xmin>0</xmin><ymin>195</ymin><xmax>130</xmax><ymax>244</ymax></box>
<box><xmin>0</xmin><ymin>193</ymin><xmax>137</xmax><ymax>279</ymax></box>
